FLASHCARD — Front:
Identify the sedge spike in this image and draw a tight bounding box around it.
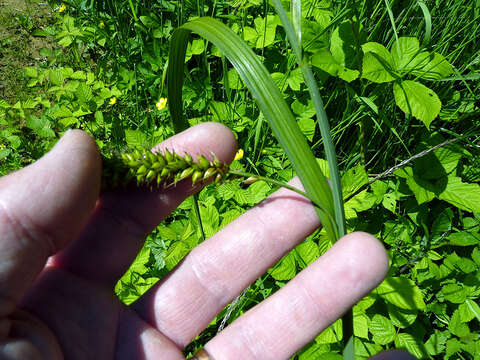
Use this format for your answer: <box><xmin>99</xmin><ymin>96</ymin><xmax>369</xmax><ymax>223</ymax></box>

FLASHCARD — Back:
<box><xmin>102</xmin><ymin>149</ymin><xmax>325</xmax><ymax>212</ymax></box>
<box><xmin>102</xmin><ymin>149</ymin><xmax>230</xmax><ymax>190</ymax></box>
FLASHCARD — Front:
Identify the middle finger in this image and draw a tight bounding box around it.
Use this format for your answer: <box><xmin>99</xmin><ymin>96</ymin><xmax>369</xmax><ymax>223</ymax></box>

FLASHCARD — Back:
<box><xmin>132</xmin><ymin>178</ymin><xmax>320</xmax><ymax>347</ymax></box>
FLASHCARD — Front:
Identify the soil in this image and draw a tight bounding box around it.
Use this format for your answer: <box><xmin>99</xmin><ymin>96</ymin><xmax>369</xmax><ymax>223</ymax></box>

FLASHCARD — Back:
<box><xmin>0</xmin><ymin>0</ymin><xmax>55</xmax><ymax>101</ymax></box>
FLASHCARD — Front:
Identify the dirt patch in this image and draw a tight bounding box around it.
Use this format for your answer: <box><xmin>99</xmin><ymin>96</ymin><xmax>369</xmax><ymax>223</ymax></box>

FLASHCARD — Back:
<box><xmin>0</xmin><ymin>0</ymin><xmax>56</xmax><ymax>101</ymax></box>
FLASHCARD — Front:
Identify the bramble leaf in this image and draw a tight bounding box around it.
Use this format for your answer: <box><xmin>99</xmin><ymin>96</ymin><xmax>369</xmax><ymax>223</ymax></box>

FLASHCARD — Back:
<box><xmin>376</xmin><ymin>276</ymin><xmax>426</xmax><ymax>310</ymax></box>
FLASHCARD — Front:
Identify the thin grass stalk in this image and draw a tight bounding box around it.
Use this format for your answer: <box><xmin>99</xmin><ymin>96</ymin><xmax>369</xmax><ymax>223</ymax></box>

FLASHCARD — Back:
<box><xmin>127</xmin><ymin>0</ymin><xmax>138</xmax><ymax>22</ymax></box>
<box><xmin>271</xmin><ymin>0</ymin><xmax>351</xmax><ymax>356</ymax></box>
<box><xmin>271</xmin><ymin>0</ymin><xmax>346</xmax><ymax>238</ymax></box>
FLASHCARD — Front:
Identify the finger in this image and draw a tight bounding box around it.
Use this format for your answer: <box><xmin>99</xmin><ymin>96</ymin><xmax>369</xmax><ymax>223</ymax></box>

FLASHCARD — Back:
<box><xmin>52</xmin><ymin>122</ymin><xmax>237</xmax><ymax>286</ymax></box>
<box><xmin>116</xmin><ymin>307</ymin><xmax>185</xmax><ymax>360</ymax></box>
<box><xmin>0</xmin><ymin>130</ymin><xmax>100</xmax><ymax>316</ymax></box>
<box><xmin>133</xmin><ymin>178</ymin><xmax>321</xmax><ymax>347</ymax></box>
<box><xmin>203</xmin><ymin>232</ymin><xmax>389</xmax><ymax>360</ymax></box>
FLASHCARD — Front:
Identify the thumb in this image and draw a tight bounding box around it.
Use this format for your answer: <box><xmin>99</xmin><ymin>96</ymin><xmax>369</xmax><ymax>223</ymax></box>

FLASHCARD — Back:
<box><xmin>0</xmin><ymin>130</ymin><xmax>101</xmax><ymax>316</ymax></box>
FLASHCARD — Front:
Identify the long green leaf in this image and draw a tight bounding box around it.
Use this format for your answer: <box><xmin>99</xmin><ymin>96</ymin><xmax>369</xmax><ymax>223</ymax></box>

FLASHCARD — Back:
<box><xmin>272</xmin><ymin>0</ymin><xmax>345</xmax><ymax>238</ymax></box>
<box><xmin>167</xmin><ymin>17</ymin><xmax>338</xmax><ymax>242</ymax></box>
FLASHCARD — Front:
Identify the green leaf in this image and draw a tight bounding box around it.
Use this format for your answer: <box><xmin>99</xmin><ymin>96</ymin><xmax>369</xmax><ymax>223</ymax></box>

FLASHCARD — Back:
<box><xmin>75</xmin><ymin>82</ymin><xmax>93</xmax><ymax>104</ymax></box>
<box><xmin>49</xmin><ymin>69</ymin><xmax>65</xmax><ymax>86</ymax></box>
<box><xmin>391</xmin><ymin>37</ymin><xmax>420</xmax><ymax>71</ymax></box>
<box><xmin>297</xmin><ymin>117</ymin><xmax>315</xmax><ymax>141</ymax></box>
<box><xmin>298</xmin><ymin>344</ymin><xmax>332</xmax><ymax>359</ymax></box>
<box><xmin>168</xmin><ymin>17</ymin><xmax>338</xmax><ymax>243</ymax></box>
<box><xmin>393</xmin><ymin>80</ymin><xmax>441</xmax><ymax>128</ymax></box>
<box><xmin>269</xmin><ymin>252</ymin><xmax>296</xmax><ymax>280</ymax></box>
<box><xmin>295</xmin><ymin>241</ymin><xmax>319</xmax><ymax>268</ymax></box>
<box><xmin>26</xmin><ymin>115</ymin><xmax>55</xmax><ymax>138</ymax></box>
<box><xmin>459</xmin><ymin>299</ymin><xmax>480</xmax><ymax>323</ymax></box>
<box><xmin>287</xmin><ymin>68</ymin><xmax>304</xmax><ymax>91</ymax></box>
<box><xmin>395</xmin><ymin>332</ymin><xmax>428</xmax><ymax>359</ymax></box>
<box><xmin>353</xmin><ymin>311</ymin><xmax>369</xmax><ymax>339</ymax></box>
<box><xmin>376</xmin><ymin>276</ymin><xmax>426</xmax><ymax>310</ymax></box>
<box><xmin>165</xmin><ymin>242</ymin><xmax>190</xmax><ymax>270</ymax></box>
<box><xmin>341</xmin><ymin>165</ymin><xmax>368</xmax><ymax>199</ymax></box>
<box><xmin>315</xmin><ymin>318</ymin><xmax>343</xmax><ymax>344</ymax></box>
<box><xmin>441</xmin><ymin>283</ymin><xmax>469</xmax><ymax>304</ymax></box>
<box><xmin>425</xmin><ymin>330</ymin><xmax>448</xmax><ymax>356</ymax></box>
<box><xmin>185</xmin><ymin>39</ymin><xmax>205</xmax><ymax>60</ymax></box>
<box><xmin>411</xmin><ymin>52</ymin><xmax>453</xmax><ymax>80</ymax></box>
<box><xmin>361</xmin><ymin>42</ymin><xmax>395</xmax><ymax>83</ymax></box>
<box><xmin>24</xmin><ymin>66</ymin><xmax>38</xmax><ymax>78</ymax></box>
<box><xmin>253</xmin><ymin>15</ymin><xmax>279</xmax><ymax>48</ymax></box>
<box><xmin>6</xmin><ymin>135</ymin><xmax>21</xmax><ymax>149</ymax></box>
<box><xmin>311</xmin><ymin>50</ymin><xmax>358</xmax><ymax>82</ymax></box>
<box><xmin>449</xmin><ymin>309</ymin><xmax>470</xmax><ymax>337</ymax></box>
<box><xmin>125</xmin><ymin>129</ymin><xmax>148</xmax><ymax>148</ymax></box>
<box><xmin>370</xmin><ymin>314</ymin><xmax>396</xmax><ymax>345</ymax></box>
<box><xmin>438</xmin><ymin>176</ymin><xmax>480</xmax><ymax>213</ymax></box>
<box><xmin>354</xmin><ymin>338</ymin><xmax>383</xmax><ymax>359</ymax></box>
<box><xmin>224</xmin><ymin>68</ymin><xmax>245</xmax><ymax>90</ymax></box>
<box><xmin>139</xmin><ymin>15</ymin><xmax>159</xmax><ymax>28</ymax></box>
<box><xmin>0</xmin><ymin>148</ymin><xmax>11</xmax><ymax>159</ymax></box>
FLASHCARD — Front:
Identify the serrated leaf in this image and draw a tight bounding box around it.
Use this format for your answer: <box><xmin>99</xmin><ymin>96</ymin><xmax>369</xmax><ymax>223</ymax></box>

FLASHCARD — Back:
<box><xmin>370</xmin><ymin>314</ymin><xmax>396</xmax><ymax>345</ymax></box>
<box><xmin>425</xmin><ymin>330</ymin><xmax>448</xmax><ymax>356</ymax></box>
<box><xmin>26</xmin><ymin>115</ymin><xmax>55</xmax><ymax>138</ymax></box>
<box><xmin>395</xmin><ymin>332</ymin><xmax>428</xmax><ymax>359</ymax></box>
<box><xmin>353</xmin><ymin>312</ymin><xmax>369</xmax><ymax>339</ymax></box>
<box><xmin>438</xmin><ymin>176</ymin><xmax>480</xmax><ymax>214</ymax></box>
<box><xmin>49</xmin><ymin>69</ymin><xmax>65</xmax><ymax>86</ymax></box>
<box><xmin>449</xmin><ymin>309</ymin><xmax>470</xmax><ymax>337</ymax></box>
<box><xmin>441</xmin><ymin>283</ymin><xmax>469</xmax><ymax>304</ymax></box>
<box><xmin>393</xmin><ymin>80</ymin><xmax>441</xmax><ymax>128</ymax></box>
<box><xmin>165</xmin><ymin>242</ymin><xmax>190</xmax><ymax>270</ymax></box>
<box><xmin>376</xmin><ymin>276</ymin><xmax>426</xmax><ymax>310</ymax></box>
<box><xmin>315</xmin><ymin>318</ymin><xmax>343</xmax><ymax>344</ymax></box>
<box><xmin>412</xmin><ymin>52</ymin><xmax>453</xmax><ymax>80</ymax></box>
<box><xmin>361</xmin><ymin>42</ymin><xmax>395</xmax><ymax>83</ymax></box>
<box><xmin>391</xmin><ymin>37</ymin><xmax>420</xmax><ymax>71</ymax></box>
<box><xmin>70</xmin><ymin>70</ymin><xmax>86</xmax><ymax>80</ymax></box>
<box><xmin>297</xmin><ymin>117</ymin><xmax>315</xmax><ymax>141</ymax></box>
<box><xmin>125</xmin><ymin>129</ymin><xmax>148</xmax><ymax>149</ymax></box>
<box><xmin>295</xmin><ymin>241</ymin><xmax>319</xmax><ymax>268</ymax></box>
<box><xmin>269</xmin><ymin>251</ymin><xmax>296</xmax><ymax>280</ymax></box>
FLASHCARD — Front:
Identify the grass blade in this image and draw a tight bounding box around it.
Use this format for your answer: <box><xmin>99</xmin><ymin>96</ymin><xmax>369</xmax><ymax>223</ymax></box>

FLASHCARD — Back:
<box><xmin>272</xmin><ymin>0</ymin><xmax>345</xmax><ymax>238</ymax></box>
<box><xmin>417</xmin><ymin>1</ymin><xmax>432</xmax><ymax>44</ymax></box>
<box><xmin>167</xmin><ymin>17</ymin><xmax>338</xmax><ymax>242</ymax></box>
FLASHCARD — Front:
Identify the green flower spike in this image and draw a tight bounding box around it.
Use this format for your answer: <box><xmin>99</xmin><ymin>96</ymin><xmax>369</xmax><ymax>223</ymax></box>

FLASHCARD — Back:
<box><xmin>102</xmin><ymin>148</ymin><xmax>230</xmax><ymax>190</ymax></box>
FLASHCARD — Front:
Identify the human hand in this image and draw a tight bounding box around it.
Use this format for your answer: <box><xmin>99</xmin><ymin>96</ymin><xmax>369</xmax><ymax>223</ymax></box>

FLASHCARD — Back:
<box><xmin>1</xmin><ymin>123</ymin><xmax>398</xmax><ymax>359</ymax></box>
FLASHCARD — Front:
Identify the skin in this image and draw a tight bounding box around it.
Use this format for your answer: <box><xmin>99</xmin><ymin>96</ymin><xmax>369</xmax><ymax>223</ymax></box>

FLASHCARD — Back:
<box><xmin>0</xmin><ymin>123</ymin><xmax>412</xmax><ymax>359</ymax></box>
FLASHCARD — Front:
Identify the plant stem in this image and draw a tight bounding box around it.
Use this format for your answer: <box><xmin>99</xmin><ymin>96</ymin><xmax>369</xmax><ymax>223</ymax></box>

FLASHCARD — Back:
<box><xmin>228</xmin><ymin>170</ymin><xmax>330</xmax><ymax>215</ymax></box>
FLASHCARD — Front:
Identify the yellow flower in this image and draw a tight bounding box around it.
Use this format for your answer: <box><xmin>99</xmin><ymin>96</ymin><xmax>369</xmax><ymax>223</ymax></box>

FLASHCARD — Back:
<box><xmin>99</xmin><ymin>21</ymin><xmax>105</xmax><ymax>29</ymax></box>
<box><xmin>109</xmin><ymin>97</ymin><xmax>117</xmax><ymax>105</ymax></box>
<box><xmin>156</xmin><ymin>97</ymin><xmax>167</xmax><ymax>110</ymax></box>
<box><xmin>58</xmin><ymin>3</ymin><xmax>66</xmax><ymax>12</ymax></box>
<box><xmin>262</xmin><ymin>149</ymin><xmax>267</xmax><ymax>154</ymax></box>
<box><xmin>234</xmin><ymin>148</ymin><xmax>244</xmax><ymax>161</ymax></box>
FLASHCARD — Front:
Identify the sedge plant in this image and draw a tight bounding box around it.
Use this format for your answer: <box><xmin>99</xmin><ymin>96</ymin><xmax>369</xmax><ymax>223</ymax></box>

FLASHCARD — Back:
<box><xmin>163</xmin><ymin>0</ymin><xmax>354</xmax><ymax>357</ymax></box>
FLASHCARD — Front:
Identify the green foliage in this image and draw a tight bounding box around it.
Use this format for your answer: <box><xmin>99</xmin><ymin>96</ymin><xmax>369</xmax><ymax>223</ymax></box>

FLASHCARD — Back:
<box><xmin>1</xmin><ymin>0</ymin><xmax>480</xmax><ymax>359</ymax></box>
